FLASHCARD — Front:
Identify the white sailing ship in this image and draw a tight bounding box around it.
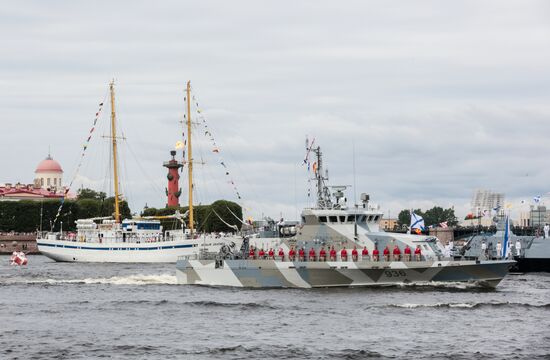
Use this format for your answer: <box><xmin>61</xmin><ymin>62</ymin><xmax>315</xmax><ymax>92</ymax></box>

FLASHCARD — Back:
<box><xmin>37</xmin><ymin>81</ymin><xmax>242</xmax><ymax>263</ymax></box>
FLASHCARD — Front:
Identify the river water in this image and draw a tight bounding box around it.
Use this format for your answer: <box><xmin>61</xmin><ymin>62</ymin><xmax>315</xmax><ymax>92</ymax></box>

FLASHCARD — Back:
<box><xmin>1</xmin><ymin>256</ymin><xmax>549</xmax><ymax>359</ymax></box>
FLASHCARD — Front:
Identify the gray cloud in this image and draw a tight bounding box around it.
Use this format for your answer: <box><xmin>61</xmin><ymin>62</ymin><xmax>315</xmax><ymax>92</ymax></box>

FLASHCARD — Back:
<box><xmin>1</xmin><ymin>0</ymin><xmax>549</xmax><ymax>221</ymax></box>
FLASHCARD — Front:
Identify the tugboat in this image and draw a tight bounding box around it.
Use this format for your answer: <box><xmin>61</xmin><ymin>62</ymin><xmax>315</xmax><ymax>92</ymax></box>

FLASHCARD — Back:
<box><xmin>176</xmin><ymin>143</ymin><xmax>515</xmax><ymax>288</ymax></box>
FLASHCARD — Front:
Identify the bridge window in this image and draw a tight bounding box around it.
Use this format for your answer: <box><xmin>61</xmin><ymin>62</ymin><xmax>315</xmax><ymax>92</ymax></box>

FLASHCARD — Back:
<box><xmin>347</xmin><ymin>215</ymin><xmax>356</xmax><ymax>223</ymax></box>
<box><xmin>339</xmin><ymin>216</ymin><xmax>346</xmax><ymax>223</ymax></box>
<box><xmin>329</xmin><ymin>216</ymin><xmax>338</xmax><ymax>223</ymax></box>
<box><xmin>360</xmin><ymin>215</ymin><xmax>367</xmax><ymax>223</ymax></box>
<box><xmin>373</xmin><ymin>215</ymin><xmax>379</xmax><ymax>221</ymax></box>
<box><xmin>319</xmin><ymin>216</ymin><xmax>327</xmax><ymax>223</ymax></box>
<box><xmin>367</xmin><ymin>215</ymin><xmax>373</xmax><ymax>222</ymax></box>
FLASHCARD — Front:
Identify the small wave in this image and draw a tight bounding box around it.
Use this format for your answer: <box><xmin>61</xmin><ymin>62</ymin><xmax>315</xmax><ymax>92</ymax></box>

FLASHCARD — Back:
<box><xmin>389</xmin><ymin>302</ymin><xmax>550</xmax><ymax>309</ymax></box>
<box><xmin>1</xmin><ymin>273</ymin><xmax>177</xmax><ymax>286</ymax></box>
<box><xmin>396</xmin><ymin>281</ymin><xmax>491</xmax><ymax>290</ymax></box>
<box><xmin>181</xmin><ymin>344</ymin><xmax>312</xmax><ymax>357</ymax></box>
<box><xmin>109</xmin><ymin>299</ymin><xmax>170</xmax><ymax>306</ymax></box>
<box><xmin>184</xmin><ymin>300</ymin><xmax>278</xmax><ymax>310</ymax></box>
<box><xmin>181</xmin><ymin>345</ymin><xmax>386</xmax><ymax>359</ymax></box>
<box><xmin>329</xmin><ymin>349</ymin><xmax>385</xmax><ymax>359</ymax></box>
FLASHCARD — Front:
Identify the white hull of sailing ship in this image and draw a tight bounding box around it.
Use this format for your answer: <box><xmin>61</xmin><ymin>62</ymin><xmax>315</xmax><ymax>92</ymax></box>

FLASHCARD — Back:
<box><xmin>37</xmin><ymin>236</ymin><xmax>237</xmax><ymax>263</ymax></box>
<box><xmin>37</xmin><ymin>217</ymin><xmax>242</xmax><ymax>263</ymax></box>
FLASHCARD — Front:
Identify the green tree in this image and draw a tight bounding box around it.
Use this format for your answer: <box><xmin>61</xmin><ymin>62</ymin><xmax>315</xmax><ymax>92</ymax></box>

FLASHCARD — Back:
<box><xmin>397</xmin><ymin>209</ymin><xmax>423</xmax><ymax>228</ymax></box>
<box><xmin>100</xmin><ymin>197</ymin><xmax>132</xmax><ymax>219</ymax></box>
<box><xmin>76</xmin><ymin>198</ymin><xmax>102</xmax><ymax>220</ymax></box>
<box><xmin>77</xmin><ymin>188</ymin><xmax>106</xmax><ymax>201</ymax></box>
<box><xmin>397</xmin><ymin>206</ymin><xmax>458</xmax><ymax>228</ymax></box>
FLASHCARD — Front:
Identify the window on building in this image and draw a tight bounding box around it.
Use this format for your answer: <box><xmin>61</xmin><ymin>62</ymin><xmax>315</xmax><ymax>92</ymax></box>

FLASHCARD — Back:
<box><xmin>47</xmin><ymin>178</ymin><xmax>50</xmax><ymax>186</ymax></box>
<box><xmin>54</xmin><ymin>178</ymin><xmax>57</xmax><ymax>186</ymax></box>
<box><xmin>40</xmin><ymin>178</ymin><xmax>44</xmax><ymax>186</ymax></box>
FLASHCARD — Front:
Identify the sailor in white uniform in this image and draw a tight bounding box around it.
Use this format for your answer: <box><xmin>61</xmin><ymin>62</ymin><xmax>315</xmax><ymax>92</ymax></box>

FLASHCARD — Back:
<box><xmin>496</xmin><ymin>241</ymin><xmax>502</xmax><ymax>259</ymax></box>
<box><xmin>481</xmin><ymin>241</ymin><xmax>487</xmax><ymax>259</ymax></box>
<box><xmin>544</xmin><ymin>224</ymin><xmax>549</xmax><ymax>239</ymax></box>
<box><xmin>515</xmin><ymin>240</ymin><xmax>522</xmax><ymax>256</ymax></box>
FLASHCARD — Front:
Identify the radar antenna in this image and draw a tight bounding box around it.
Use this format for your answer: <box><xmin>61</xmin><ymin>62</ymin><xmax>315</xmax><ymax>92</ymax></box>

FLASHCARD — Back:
<box><xmin>309</xmin><ymin>146</ymin><xmax>332</xmax><ymax>209</ymax></box>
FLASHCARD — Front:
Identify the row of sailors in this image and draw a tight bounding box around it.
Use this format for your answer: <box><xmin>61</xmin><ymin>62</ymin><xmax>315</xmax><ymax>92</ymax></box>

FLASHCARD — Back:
<box><xmin>248</xmin><ymin>245</ymin><xmax>423</xmax><ymax>262</ymax></box>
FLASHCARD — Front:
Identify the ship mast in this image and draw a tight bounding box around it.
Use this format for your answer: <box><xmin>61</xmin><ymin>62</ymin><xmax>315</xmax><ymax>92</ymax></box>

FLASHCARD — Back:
<box><xmin>186</xmin><ymin>81</ymin><xmax>194</xmax><ymax>235</ymax></box>
<box><xmin>312</xmin><ymin>146</ymin><xmax>331</xmax><ymax>209</ymax></box>
<box><xmin>109</xmin><ymin>80</ymin><xmax>121</xmax><ymax>223</ymax></box>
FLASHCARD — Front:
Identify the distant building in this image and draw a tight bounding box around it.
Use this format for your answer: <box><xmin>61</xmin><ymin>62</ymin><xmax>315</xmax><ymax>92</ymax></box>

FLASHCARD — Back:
<box><xmin>380</xmin><ymin>218</ymin><xmax>398</xmax><ymax>231</ymax></box>
<box><xmin>0</xmin><ymin>154</ymin><xmax>71</xmax><ymax>201</ymax></box>
<box><xmin>34</xmin><ymin>154</ymin><xmax>63</xmax><ymax>190</ymax></box>
<box><xmin>464</xmin><ymin>189</ymin><xmax>505</xmax><ymax>227</ymax></box>
<box><xmin>519</xmin><ymin>211</ymin><xmax>531</xmax><ymax>227</ymax></box>
<box><xmin>471</xmin><ymin>189</ymin><xmax>505</xmax><ymax>214</ymax></box>
<box><xmin>529</xmin><ymin>205</ymin><xmax>550</xmax><ymax>228</ymax></box>
<box><xmin>516</xmin><ymin>205</ymin><xmax>550</xmax><ymax>228</ymax></box>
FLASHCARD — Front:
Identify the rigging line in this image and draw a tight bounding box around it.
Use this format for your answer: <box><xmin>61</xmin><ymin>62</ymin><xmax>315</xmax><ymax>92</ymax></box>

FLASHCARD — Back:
<box><xmin>211</xmin><ymin>208</ymin><xmax>238</xmax><ymax>231</ymax></box>
<box><xmin>196</xmin><ymin>209</ymin><xmax>212</xmax><ymax>233</ymax></box>
<box><xmin>191</xmin><ymin>91</ymin><xmax>241</xmax><ymax>201</ymax></box>
<box><xmin>125</xmin><ymin>140</ymin><xmax>164</xmax><ymax>198</ymax></box>
<box><xmin>195</xmin><ymin>138</ymin><xmax>224</xmax><ymax>204</ymax></box>
<box><xmin>120</xmin><ymin>141</ymin><xmax>132</xmax><ymax>209</ymax></box>
<box><xmin>226</xmin><ymin>206</ymin><xmax>247</xmax><ymax>225</ymax></box>
<box><xmin>194</xmin><ymin>112</ymin><xmax>243</xmax><ymax>204</ymax></box>
<box><xmin>51</xmin><ymin>91</ymin><xmax>108</xmax><ymax>229</ymax></box>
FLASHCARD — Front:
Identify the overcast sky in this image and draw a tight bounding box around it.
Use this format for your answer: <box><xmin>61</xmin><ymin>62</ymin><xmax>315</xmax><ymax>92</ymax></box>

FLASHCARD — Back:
<box><xmin>1</xmin><ymin>1</ymin><xmax>549</xmax><ymax>221</ymax></box>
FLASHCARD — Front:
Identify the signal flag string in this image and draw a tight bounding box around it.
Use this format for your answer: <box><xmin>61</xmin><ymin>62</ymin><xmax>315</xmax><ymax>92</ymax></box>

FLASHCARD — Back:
<box><xmin>51</xmin><ymin>94</ymin><xmax>107</xmax><ymax>230</ymax></box>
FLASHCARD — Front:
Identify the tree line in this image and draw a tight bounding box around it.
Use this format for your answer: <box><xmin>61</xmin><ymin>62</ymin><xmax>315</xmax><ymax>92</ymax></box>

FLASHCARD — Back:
<box><xmin>397</xmin><ymin>207</ymin><xmax>459</xmax><ymax>229</ymax></box>
<box><xmin>142</xmin><ymin>199</ymin><xmax>243</xmax><ymax>233</ymax></box>
<box><xmin>0</xmin><ymin>188</ymin><xmax>242</xmax><ymax>233</ymax></box>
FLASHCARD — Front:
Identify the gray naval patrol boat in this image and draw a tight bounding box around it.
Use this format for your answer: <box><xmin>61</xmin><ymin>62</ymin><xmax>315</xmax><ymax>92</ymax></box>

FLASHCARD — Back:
<box><xmin>176</xmin><ymin>145</ymin><xmax>514</xmax><ymax>288</ymax></box>
<box><xmin>462</xmin><ymin>214</ymin><xmax>550</xmax><ymax>273</ymax></box>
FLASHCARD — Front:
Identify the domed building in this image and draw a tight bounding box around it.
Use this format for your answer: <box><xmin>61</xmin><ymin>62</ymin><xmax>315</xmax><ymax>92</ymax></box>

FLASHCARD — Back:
<box><xmin>0</xmin><ymin>153</ymin><xmax>69</xmax><ymax>201</ymax></box>
<box><xmin>34</xmin><ymin>154</ymin><xmax>63</xmax><ymax>190</ymax></box>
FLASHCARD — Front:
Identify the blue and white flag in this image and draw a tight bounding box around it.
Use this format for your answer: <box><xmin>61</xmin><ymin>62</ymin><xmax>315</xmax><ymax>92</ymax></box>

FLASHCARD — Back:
<box><xmin>493</xmin><ymin>205</ymin><xmax>501</xmax><ymax>213</ymax></box>
<box><xmin>502</xmin><ymin>215</ymin><xmax>510</xmax><ymax>258</ymax></box>
<box><xmin>410</xmin><ymin>212</ymin><xmax>426</xmax><ymax>231</ymax></box>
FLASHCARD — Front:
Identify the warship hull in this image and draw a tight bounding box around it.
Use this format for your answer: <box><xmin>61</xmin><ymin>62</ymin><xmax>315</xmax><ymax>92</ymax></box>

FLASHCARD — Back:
<box><xmin>176</xmin><ymin>259</ymin><xmax>515</xmax><ymax>288</ymax></box>
<box><xmin>512</xmin><ymin>257</ymin><xmax>550</xmax><ymax>273</ymax></box>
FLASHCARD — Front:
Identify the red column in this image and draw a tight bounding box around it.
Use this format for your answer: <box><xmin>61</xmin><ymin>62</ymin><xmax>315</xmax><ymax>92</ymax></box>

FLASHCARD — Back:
<box><xmin>163</xmin><ymin>150</ymin><xmax>183</xmax><ymax>207</ymax></box>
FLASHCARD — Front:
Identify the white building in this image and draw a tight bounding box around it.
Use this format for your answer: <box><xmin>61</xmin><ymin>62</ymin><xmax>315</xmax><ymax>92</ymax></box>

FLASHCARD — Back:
<box><xmin>34</xmin><ymin>154</ymin><xmax>63</xmax><ymax>190</ymax></box>
<box><xmin>471</xmin><ymin>189</ymin><xmax>505</xmax><ymax>214</ymax></box>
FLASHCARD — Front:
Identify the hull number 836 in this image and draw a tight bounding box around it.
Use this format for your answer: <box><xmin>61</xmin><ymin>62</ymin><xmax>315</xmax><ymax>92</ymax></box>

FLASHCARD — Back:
<box><xmin>384</xmin><ymin>270</ymin><xmax>407</xmax><ymax>277</ymax></box>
